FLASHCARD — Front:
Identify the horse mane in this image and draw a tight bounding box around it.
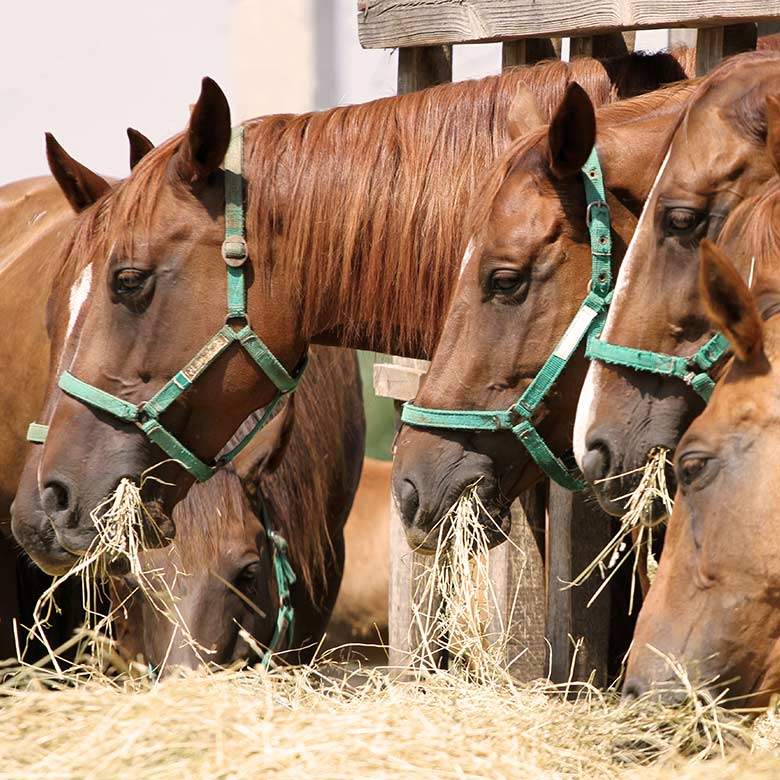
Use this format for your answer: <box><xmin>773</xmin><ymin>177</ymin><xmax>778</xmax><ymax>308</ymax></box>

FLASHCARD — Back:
<box><xmin>242</xmin><ymin>48</ymin><xmax>692</xmax><ymax>357</ymax></box>
<box><xmin>167</xmin><ymin>345</ymin><xmax>364</xmax><ymax>598</ymax></box>
<box><xmin>718</xmin><ymin>176</ymin><xmax>780</xmax><ymax>275</ymax></box>
<box><xmin>72</xmin><ymin>48</ymin><xmax>695</xmax><ymax>362</ymax></box>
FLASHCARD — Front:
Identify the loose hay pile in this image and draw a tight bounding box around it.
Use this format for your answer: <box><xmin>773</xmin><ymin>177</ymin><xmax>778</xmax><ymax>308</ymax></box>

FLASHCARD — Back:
<box><xmin>0</xmin><ymin>665</ymin><xmax>775</xmax><ymax>779</ymax></box>
<box><xmin>4</xmin><ymin>481</ymin><xmax>779</xmax><ymax>778</ymax></box>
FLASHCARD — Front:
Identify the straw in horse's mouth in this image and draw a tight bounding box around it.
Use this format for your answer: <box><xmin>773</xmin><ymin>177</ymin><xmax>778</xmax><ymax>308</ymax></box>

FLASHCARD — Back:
<box><xmin>570</xmin><ymin>448</ymin><xmax>673</xmax><ymax>612</ymax></box>
<box><xmin>24</xmin><ymin>475</ymin><xmax>208</xmax><ymax>673</ymax></box>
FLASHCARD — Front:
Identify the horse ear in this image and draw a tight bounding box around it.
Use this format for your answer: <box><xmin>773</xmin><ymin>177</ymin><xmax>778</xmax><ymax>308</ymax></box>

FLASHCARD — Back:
<box><xmin>45</xmin><ymin>133</ymin><xmax>110</xmax><ymax>213</ymax></box>
<box><xmin>507</xmin><ymin>83</ymin><xmax>544</xmax><ymax>141</ymax></box>
<box><xmin>765</xmin><ymin>94</ymin><xmax>780</xmax><ymax>177</ymax></box>
<box><xmin>127</xmin><ymin>128</ymin><xmax>154</xmax><ymax>170</ymax></box>
<box><xmin>174</xmin><ymin>77</ymin><xmax>231</xmax><ymax>185</ymax></box>
<box><xmin>699</xmin><ymin>239</ymin><xmax>763</xmax><ymax>364</ymax></box>
<box><xmin>233</xmin><ymin>396</ymin><xmax>296</xmax><ymax>483</ymax></box>
<box><xmin>547</xmin><ymin>82</ymin><xmax>596</xmax><ymax>178</ymax></box>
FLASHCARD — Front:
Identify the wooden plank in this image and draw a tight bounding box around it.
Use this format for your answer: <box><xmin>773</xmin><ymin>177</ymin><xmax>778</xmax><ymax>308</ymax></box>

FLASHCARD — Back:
<box><xmin>501</xmin><ymin>38</ymin><xmax>560</xmax><ymax>67</ymax></box>
<box><xmin>546</xmin><ymin>485</ymin><xmax>612</xmax><ymax>686</ymax></box>
<box><xmin>695</xmin><ymin>26</ymin><xmax>724</xmax><ymax>75</ymax></box>
<box><xmin>359</xmin><ymin>0</ymin><xmax>780</xmax><ymax>49</ymax></box>
<box><xmin>486</xmin><ymin>498</ymin><xmax>546</xmax><ymax>680</ymax></box>
<box><xmin>398</xmin><ymin>45</ymin><xmax>452</xmax><ymax>93</ymax></box>
<box><xmin>570</xmin><ymin>36</ymin><xmax>594</xmax><ymax>58</ymax></box>
<box><xmin>373</xmin><ymin>362</ymin><xmax>429</xmax><ymax>401</ymax></box>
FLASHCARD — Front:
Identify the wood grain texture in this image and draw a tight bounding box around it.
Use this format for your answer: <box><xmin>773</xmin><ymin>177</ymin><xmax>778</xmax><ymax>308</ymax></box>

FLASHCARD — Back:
<box><xmin>373</xmin><ymin>362</ymin><xmax>429</xmax><ymax>401</ymax></box>
<box><xmin>359</xmin><ymin>0</ymin><xmax>780</xmax><ymax>48</ymax></box>
<box><xmin>546</xmin><ymin>486</ymin><xmax>612</xmax><ymax>686</ymax></box>
<box><xmin>696</xmin><ymin>26</ymin><xmax>724</xmax><ymax>75</ymax></box>
<box><xmin>501</xmin><ymin>38</ymin><xmax>559</xmax><ymax>67</ymax></box>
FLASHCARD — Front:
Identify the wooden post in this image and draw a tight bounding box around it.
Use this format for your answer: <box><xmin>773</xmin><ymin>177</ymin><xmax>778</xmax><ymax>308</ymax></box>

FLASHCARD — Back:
<box><xmin>546</xmin><ymin>485</ymin><xmax>612</xmax><ymax>686</ymax></box>
<box><xmin>501</xmin><ymin>38</ymin><xmax>560</xmax><ymax>68</ymax></box>
<box><xmin>723</xmin><ymin>22</ymin><xmax>758</xmax><ymax>57</ymax></box>
<box><xmin>695</xmin><ymin>26</ymin><xmax>725</xmax><ymax>76</ymax></box>
<box><xmin>398</xmin><ymin>45</ymin><xmax>452</xmax><ymax>94</ymax></box>
<box><xmin>569</xmin><ymin>36</ymin><xmax>594</xmax><ymax>58</ymax></box>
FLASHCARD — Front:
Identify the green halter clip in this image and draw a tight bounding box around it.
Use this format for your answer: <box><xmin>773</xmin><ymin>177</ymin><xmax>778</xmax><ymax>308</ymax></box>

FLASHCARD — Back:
<box><xmin>28</xmin><ymin>126</ymin><xmax>306</xmax><ymax>482</ymax></box>
<box><xmin>585</xmin><ymin>326</ymin><xmax>729</xmax><ymax>402</ymax></box>
<box><xmin>402</xmin><ymin>147</ymin><xmax>613</xmax><ymax>492</ymax></box>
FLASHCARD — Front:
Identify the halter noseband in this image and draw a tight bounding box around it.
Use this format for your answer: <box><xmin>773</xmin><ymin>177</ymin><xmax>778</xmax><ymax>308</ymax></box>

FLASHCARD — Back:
<box><xmin>28</xmin><ymin>126</ymin><xmax>306</xmax><ymax>483</ymax></box>
<box><xmin>402</xmin><ymin>148</ymin><xmax>613</xmax><ymax>492</ymax></box>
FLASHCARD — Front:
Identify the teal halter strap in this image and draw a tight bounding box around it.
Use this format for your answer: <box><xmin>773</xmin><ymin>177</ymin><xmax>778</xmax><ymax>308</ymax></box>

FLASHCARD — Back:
<box><xmin>27</xmin><ymin>126</ymin><xmax>306</xmax><ymax>482</ymax></box>
<box><xmin>402</xmin><ymin>147</ymin><xmax>613</xmax><ymax>492</ymax></box>
<box><xmin>585</xmin><ymin>328</ymin><xmax>729</xmax><ymax>402</ymax></box>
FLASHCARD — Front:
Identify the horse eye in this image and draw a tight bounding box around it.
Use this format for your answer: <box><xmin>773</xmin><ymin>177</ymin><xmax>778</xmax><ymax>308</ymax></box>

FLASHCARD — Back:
<box><xmin>665</xmin><ymin>207</ymin><xmax>701</xmax><ymax>235</ymax></box>
<box><xmin>234</xmin><ymin>560</ymin><xmax>260</xmax><ymax>599</ymax></box>
<box><xmin>113</xmin><ymin>268</ymin><xmax>150</xmax><ymax>296</ymax></box>
<box><xmin>489</xmin><ymin>269</ymin><xmax>526</xmax><ymax>296</ymax></box>
<box><xmin>677</xmin><ymin>452</ymin><xmax>718</xmax><ymax>490</ymax></box>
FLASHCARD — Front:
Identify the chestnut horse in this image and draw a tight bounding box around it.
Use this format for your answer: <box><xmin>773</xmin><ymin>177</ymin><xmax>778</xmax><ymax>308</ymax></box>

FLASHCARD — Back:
<box><xmin>3</xmin><ymin>140</ymin><xmax>364</xmax><ymax>669</ymax></box>
<box><xmin>392</xmin><ymin>79</ymin><xmax>699</xmax><ymax>547</ymax></box>
<box><xmin>574</xmin><ymin>51</ymin><xmax>780</xmax><ymax>518</ymax></box>
<box><xmin>115</xmin><ymin>345</ymin><xmax>365</xmax><ymax>670</ymax></box>
<box><xmin>625</xmin><ymin>213</ymin><xmax>780</xmax><ymax>707</ymax></box>
<box><xmin>10</xmin><ymin>51</ymin><xmax>695</xmax><ymax>564</ymax></box>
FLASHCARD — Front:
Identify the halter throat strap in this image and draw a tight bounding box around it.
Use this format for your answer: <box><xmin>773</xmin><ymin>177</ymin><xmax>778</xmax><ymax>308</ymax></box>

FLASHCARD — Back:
<box><xmin>402</xmin><ymin>148</ymin><xmax>612</xmax><ymax>491</ymax></box>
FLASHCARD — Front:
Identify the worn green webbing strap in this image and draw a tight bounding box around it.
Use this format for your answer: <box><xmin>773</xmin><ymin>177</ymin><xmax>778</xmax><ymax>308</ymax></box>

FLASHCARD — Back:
<box><xmin>58</xmin><ymin>372</ymin><xmax>140</xmax><ymax>422</ymax></box>
<box><xmin>260</xmin><ymin>503</ymin><xmax>296</xmax><ymax>668</ymax></box>
<box><xmin>586</xmin><ymin>331</ymin><xmax>729</xmax><ymax>402</ymax></box>
<box><xmin>223</xmin><ymin>126</ymin><xmax>248</xmax><ymax>320</ymax></box>
<box><xmin>401</xmin><ymin>148</ymin><xmax>611</xmax><ymax>491</ymax></box>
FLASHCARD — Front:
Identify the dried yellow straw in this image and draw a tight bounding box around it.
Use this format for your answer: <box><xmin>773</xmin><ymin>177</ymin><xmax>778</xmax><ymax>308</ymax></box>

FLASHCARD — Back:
<box><xmin>571</xmin><ymin>448</ymin><xmax>673</xmax><ymax>612</ymax></box>
<box><xmin>23</xmin><ymin>476</ymin><xmax>208</xmax><ymax>674</ymax></box>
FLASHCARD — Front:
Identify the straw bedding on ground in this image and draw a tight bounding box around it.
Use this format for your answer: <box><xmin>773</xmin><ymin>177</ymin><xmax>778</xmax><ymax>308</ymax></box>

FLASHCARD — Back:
<box><xmin>0</xmin><ymin>665</ymin><xmax>777</xmax><ymax>779</ymax></box>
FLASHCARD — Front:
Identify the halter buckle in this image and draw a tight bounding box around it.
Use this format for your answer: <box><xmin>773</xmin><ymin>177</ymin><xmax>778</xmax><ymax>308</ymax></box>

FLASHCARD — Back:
<box><xmin>222</xmin><ymin>237</ymin><xmax>248</xmax><ymax>268</ymax></box>
<box><xmin>586</xmin><ymin>200</ymin><xmax>609</xmax><ymax>227</ymax></box>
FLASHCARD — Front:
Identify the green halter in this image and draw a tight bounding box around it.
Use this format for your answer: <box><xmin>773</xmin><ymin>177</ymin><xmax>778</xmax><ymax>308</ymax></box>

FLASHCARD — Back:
<box><xmin>585</xmin><ymin>324</ymin><xmax>729</xmax><ymax>402</ymax></box>
<box><xmin>28</xmin><ymin>126</ymin><xmax>305</xmax><ymax>482</ymax></box>
<box><xmin>401</xmin><ymin>148</ymin><xmax>613</xmax><ymax>492</ymax></box>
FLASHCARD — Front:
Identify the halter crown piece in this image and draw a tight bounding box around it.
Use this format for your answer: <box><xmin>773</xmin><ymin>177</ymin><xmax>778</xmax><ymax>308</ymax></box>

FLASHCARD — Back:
<box><xmin>402</xmin><ymin>148</ymin><xmax>613</xmax><ymax>492</ymax></box>
<box><xmin>27</xmin><ymin>126</ymin><xmax>299</xmax><ymax>665</ymax></box>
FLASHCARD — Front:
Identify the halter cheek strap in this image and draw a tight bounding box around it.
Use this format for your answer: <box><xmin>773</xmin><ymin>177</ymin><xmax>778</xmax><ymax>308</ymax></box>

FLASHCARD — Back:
<box><xmin>402</xmin><ymin>148</ymin><xmax>612</xmax><ymax>492</ymax></box>
<box><xmin>29</xmin><ymin>126</ymin><xmax>306</xmax><ymax>482</ymax></box>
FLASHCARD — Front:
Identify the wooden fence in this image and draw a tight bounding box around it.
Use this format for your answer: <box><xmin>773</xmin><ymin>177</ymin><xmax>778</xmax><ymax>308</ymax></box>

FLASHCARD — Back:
<box><xmin>363</xmin><ymin>1</ymin><xmax>780</xmax><ymax>684</ymax></box>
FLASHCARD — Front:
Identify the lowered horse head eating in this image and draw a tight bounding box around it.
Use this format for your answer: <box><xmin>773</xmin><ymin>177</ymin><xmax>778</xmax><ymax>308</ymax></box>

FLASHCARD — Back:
<box><xmin>625</xmin><ymin>214</ymin><xmax>780</xmax><ymax>707</ymax></box>
<box><xmin>574</xmin><ymin>50</ymin><xmax>780</xmax><ymax>519</ymax></box>
<box><xmin>11</xmin><ymin>51</ymin><xmax>694</xmax><ymax>566</ymax></box>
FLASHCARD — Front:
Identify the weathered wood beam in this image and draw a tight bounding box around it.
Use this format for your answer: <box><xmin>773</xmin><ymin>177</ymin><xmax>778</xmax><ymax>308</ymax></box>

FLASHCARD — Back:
<box><xmin>359</xmin><ymin>1</ymin><xmax>780</xmax><ymax>49</ymax></box>
<box><xmin>398</xmin><ymin>45</ymin><xmax>452</xmax><ymax>94</ymax></box>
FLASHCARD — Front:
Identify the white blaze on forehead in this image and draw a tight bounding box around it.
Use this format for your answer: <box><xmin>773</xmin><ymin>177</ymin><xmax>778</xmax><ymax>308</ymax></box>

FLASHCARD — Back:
<box><xmin>573</xmin><ymin>146</ymin><xmax>673</xmax><ymax>467</ymax></box>
<box><xmin>459</xmin><ymin>238</ymin><xmax>475</xmax><ymax>280</ymax></box>
<box><xmin>66</xmin><ymin>262</ymin><xmax>93</xmax><ymax>342</ymax></box>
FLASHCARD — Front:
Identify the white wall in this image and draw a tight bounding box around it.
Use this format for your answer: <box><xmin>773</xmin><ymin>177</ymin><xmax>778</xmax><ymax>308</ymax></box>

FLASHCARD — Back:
<box><xmin>0</xmin><ymin>0</ymin><xmax>233</xmax><ymax>184</ymax></box>
<box><xmin>0</xmin><ymin>1</ymin><xmax>674</xmax><ymax>186</ymax></box>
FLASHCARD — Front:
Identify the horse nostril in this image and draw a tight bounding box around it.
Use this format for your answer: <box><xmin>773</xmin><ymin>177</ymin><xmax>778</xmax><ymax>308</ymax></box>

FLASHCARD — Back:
<box><xmin>398</xmin><ymin>478</ymin><xmax>420</xmax><ymax>524</ymax></box>
<box><xmin>582</xmin><ymin>442</ymin><xmax>611</xmax><ymax>484</ymax></box>
<box><xmin>41</xmin><ymin>480</ymin><xmax>73</xmax><ymax>521</ymax></box>
<box><xmin>622</xmin><ymin>677</ymin><xmax>646</xmax><ymax>702</ymax></box>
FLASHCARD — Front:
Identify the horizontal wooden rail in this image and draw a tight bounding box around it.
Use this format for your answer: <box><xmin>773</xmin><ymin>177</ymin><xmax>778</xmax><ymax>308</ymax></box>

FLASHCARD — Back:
<box><xmin>358</xmin><ymin>0</ymin><xmax>780</xmax><ymax>48</ymax></box>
